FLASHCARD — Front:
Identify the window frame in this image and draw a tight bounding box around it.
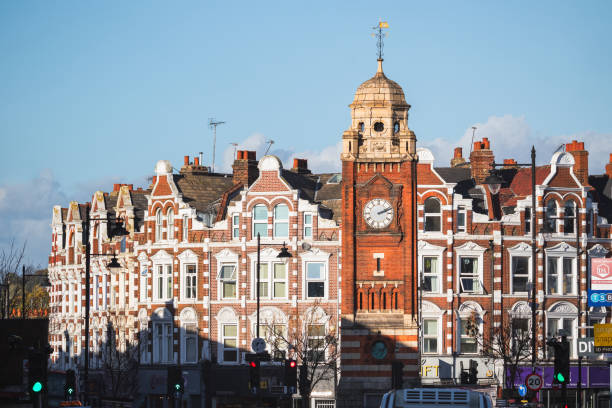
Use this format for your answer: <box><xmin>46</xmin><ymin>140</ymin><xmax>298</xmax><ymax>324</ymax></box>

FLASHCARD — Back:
<box><xmin>232</xmin><ymin>213</ymin><xmax>240</xmax><ymax>239</ymax></box>
<box><xmin>252</xmin><ymin>260</ymin><xmax>289</xmax><ymax>300</ymax></box>
<box><xmin>546</xmin><ymin>255</ymin><xmax>576</xmax><ymax>295</ymax></box>
<box><xmin>424</xmin><ymin>197</ymin><xmax>442</xmax><ymax>232</ymax></box>
<box><xmin>273</xmin><ymin>204</ymin><xmax>289</xmax><ymax>238</ymax></box>
<box><xmin>152</xmin><ymin>321</ymin><xmax>173</xmax><ymax>364</ymax></box>
<box><xmin>421</xmin><ymin>317</ymin><xmax>441</xmax><ymax>354</ymax></box>
<box><xmin>563</xmin><ymin>201</ymin><xmax>576</xmax><ymax>234</ymax></box>
<box><xmin>184</xmin><ymin>264</ymin><xmax>197</xmax><ymax>300</ymax></box>
<box><xmin>459</xmin><ymin>256</ymin><xmax>481</xmax><ymax>294</ymax></box>
<box><xmin>252</xmin><ymin>204</ymin><xmax>268</xmax><ymax>238</ymax></box>
<box><xmin>153</xmin><ymin>264</ymin><xmax>173</xmax><ymax>301</ymax></box>
<box><xmin>155</xmin><ymin>209</ymin><xmax>163</xmax><ymax>241</ymax></box>
<box><xmin>305</xmin><ymin>262</ymin><xmax>326</xmax><ymax>299</ymax></box>
<box><xmin>456</xmin><ymin>205</ymin><xmax>466</xmax><ymax>233</ymax></box>
<box><xmin>510</xmin><ymin>255</ymin><xmax>531</xmax><ymax>294</ymax></box>
<box><xmin>421</xmin><ymin>255</ymin><xmax>441</xmax><ymax>294</ymax></box>
<box><xmin>221</xmin><ymin>323</ymin><xmax>239</xmax><ymax>364</ymax></box>
<box><xmin>458</xmin><ymin>316</ymin><xmax>480</xmax><ymax>354</ymax></box>
<box><xmin>182</xmin><ymin>215</ymin><xmax>189</xmax><ymax>241</ymax></box>
<box><xmin>303</xmin><ymin>212</ymin><xmax>313</xmax><ymax>239</ymax></box>
<box><xmin>167</xmin><ymin>209</ymin><xmax>174</xmax><ymax>240</ymax></box>
<box><xmin>219</xmin><ymin>264</ymin><xmax>238</xmax><ymax>300</ymax></box>
<box><xmin>545</xmin><ymin>200</ymin><xmax>558</xmax><ymax>233</ymax></box>
<box><xmin>182</xmin><ymin>322</ymin><xmax>198</xmax><ymax>364</ymax></box>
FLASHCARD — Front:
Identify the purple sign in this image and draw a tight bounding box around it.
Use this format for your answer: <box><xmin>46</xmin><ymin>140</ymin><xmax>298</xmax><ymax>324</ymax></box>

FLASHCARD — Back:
<box><xmin>509</xmin><ymin>366</ymin><xmax>608</xmax><ymax>388</ymax></box>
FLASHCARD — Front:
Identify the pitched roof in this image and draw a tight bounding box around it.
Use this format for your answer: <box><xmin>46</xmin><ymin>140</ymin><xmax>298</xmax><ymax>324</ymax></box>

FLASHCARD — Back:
<box><xmin>589</xmin><ymin>174</ymin><xmax>612</xmax><ymax>221</ymax></box>
<box><xmin>174</xmin><ymin>173</ymin><xmax>235</xmax><ymax>213</ymax></box>
<box><xmin>509</xmin><ymin>166</ymin><xmax>550</xmax><ymax>198</ymax></box>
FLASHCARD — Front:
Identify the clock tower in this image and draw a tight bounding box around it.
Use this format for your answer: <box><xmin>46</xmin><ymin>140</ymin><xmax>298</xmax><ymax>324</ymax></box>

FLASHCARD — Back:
<box><xmin>339</xmin><ymin>58</ymin><xmax>419</xmax><ymax>404</ymax></box>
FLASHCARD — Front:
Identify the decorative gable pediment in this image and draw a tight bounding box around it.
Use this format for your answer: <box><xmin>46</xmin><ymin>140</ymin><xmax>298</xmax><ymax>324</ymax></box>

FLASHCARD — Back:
<box><xmin>455</xmin><ymin>242</ymin><xmax>486</xmax><ymax>253</ymax></box>
<box><xmin>422</xmin><ymin>301</ymin><xmax>442</xmax><ymax>314</ymax></box>
<box><xmin>545</xmin><ymin>242</ymin><xmax>575</xmax><ymax>254</ymax></box>
<box><xmin>178</xmin><ymin>249</ymin><xmax>198</xmax><ymax>261</ymax></box>
<box><xmin>510</xmin><ymin>301</ymin><xmax>531</xmax><ymax>316</ymax></box>
<box><xmin>548</xmin><ymin>302</ymin><xmax>577</xmax><ymax>315</ymax></box>
<box><xmin>589</xmin><ymin>244</ymin><xmax>609</xmax><ymax>258</ymax></box>
<box><xmin>418</xmin><ymin>241</ymin><xmax>446</xmax><ymax>252</ymax></box>
<box><xmin>151</xmin><ymin>250</ymin><xmax>172</xmax><ymax>262</ymax></box>
<box><xmin>300</xmin><ymin>247</ymin><xmax>331</xmax><ymax>261</ymax></box>
<box><xmin>214</xmin><ymin>248</ymin><xmax>239</xmax><ymax>261</ymax></box>
<box><xmin>248</xmin><ymin>247</ymin><xmax>280</xmax><ymax>260</ymax></box>
<box><xmin>508</xmin><ymin>242</ymin><xmax>532</xmax><ymax>253</ymax></box>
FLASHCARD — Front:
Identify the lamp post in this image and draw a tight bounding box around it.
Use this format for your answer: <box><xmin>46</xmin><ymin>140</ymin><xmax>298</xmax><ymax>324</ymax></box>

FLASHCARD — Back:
<box><xmin>81</xmin><ymin>203</ymin><xmax>127</xmax><ymax>405</ymax></box>
<box><xmin>21</xmin><ymin>265</ymin><xmax>51</xmax><ymax>319</ymax></box>
<box><xmin>484</xmin><ymin>147</ymin><xmax>538</xmax><ymax>377</ymax></box>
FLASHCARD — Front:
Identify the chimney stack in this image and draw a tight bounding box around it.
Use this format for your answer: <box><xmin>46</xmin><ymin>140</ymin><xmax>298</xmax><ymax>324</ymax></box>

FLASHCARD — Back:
<box><xmin>451</xmin><ymin>147</ymin><xmax>466</xmax><ymax>167</ymax></box>
<box><xmin>291</xmin><ymin>158</ymin><xmax>311</xmax><ymax>174</ymax></box>
<box><xmin>180</xmin><ymin>154</ymin><xmax>208</xmax><ymax>175</ymax></box>
<box><xmin>469</xmin><ymin>137</ymin><xmax>495</xmax><ymax>184</ymax></box>
<box><xmin>566</xmin><ymin>140</ymin><xmax>589</xmax><ymax>185</ymax></box>
<box><xmin>233</xmin><ymin>150</ymin><xmax>259</xmax><ymax>186</ymax></box>
<box><xmin>503</xmin><ymin>159</ymin><xmax>518</xmax><ymax>169</ymax></box>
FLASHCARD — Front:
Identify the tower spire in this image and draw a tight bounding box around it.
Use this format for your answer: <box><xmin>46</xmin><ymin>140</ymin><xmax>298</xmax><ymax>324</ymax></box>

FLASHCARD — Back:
<box><xmin>372</xmin><ymin>20</ymin><xmax>389</xmax><ymax>61</ymax></box>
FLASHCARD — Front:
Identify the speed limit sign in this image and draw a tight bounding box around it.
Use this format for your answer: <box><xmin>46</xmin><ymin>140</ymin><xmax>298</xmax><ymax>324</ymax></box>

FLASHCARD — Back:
<box><xmin>525</xmin><ymin>373</ymin><xmax>543</xmax><ymax>391</ymax></box>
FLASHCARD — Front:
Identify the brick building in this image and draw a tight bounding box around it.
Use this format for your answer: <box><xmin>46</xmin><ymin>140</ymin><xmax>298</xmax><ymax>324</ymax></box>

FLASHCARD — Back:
<box><xmin>47</xmin><ymin>56</ymin><xmax>612</xmax><ymax>408</ymax></box>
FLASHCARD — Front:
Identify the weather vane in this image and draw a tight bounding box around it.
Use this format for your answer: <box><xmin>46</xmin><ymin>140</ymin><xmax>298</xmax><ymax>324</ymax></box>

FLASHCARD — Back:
<box><xmin>372</xmin><ymin>20</ymin><xmax>389</xmax><ymax>60</ymax></box>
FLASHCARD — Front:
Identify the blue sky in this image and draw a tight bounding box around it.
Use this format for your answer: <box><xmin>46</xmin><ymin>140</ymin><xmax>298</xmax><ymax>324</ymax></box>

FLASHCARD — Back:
<box><xmin>1</xmin><ymin>1</ymin><xmax>611</xmax><ymax>266</ymax></box>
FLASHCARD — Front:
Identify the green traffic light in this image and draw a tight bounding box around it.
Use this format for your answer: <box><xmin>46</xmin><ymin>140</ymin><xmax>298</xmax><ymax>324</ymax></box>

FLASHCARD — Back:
<box><xmin>556</xmin><ymin>373</ymin><xmax>565</xmax><ymax>383</ymax></box>
<box><xmin>175</xmin><ymin>384</ymin><xmax>180</xmax><ymax>390</ymax></box>
<box><xmin>67</xmin><ymin>387</ymin><xmax>74</xmax><ymax>395</ymax></box>
<box><xmin>32</xmin><ymin>382</ymin><xmax>42</xmax><ymax>393</ymax></box>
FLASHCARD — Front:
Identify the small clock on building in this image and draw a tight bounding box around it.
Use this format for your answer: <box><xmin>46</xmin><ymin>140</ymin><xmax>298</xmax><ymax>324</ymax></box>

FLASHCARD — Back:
<box><xmin>363</xmin><ymin>198</ymin><xmax>394</xmax><ymax>229</ymax></box>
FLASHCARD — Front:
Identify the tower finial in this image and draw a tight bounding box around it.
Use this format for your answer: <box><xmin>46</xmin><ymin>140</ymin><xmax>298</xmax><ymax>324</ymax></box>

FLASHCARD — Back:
<box><xmin>372</xmin><ymin>20</ymin><xmax>389</xmax><ymax>61</ymax></box>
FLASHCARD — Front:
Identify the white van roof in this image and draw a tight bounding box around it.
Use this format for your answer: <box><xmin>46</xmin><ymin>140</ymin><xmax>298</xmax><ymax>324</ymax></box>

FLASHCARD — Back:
<box><xmin>381</xmin><ymin>388</ymin><xmax>488</xmax><ymax>408</ymax></box>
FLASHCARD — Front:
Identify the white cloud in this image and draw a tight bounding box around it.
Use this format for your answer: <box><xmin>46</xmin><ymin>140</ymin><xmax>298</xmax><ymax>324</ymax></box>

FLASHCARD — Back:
<box><xmin>421</xmin><ymin>114</ymin><xmax>612</xmax><ymax>173</ymax></box>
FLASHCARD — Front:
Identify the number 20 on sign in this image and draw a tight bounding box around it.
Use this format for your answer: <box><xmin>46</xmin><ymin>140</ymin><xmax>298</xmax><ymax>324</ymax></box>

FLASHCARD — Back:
<box><xmin>526</xmin><ymin>373</ymin><xmax>543</xmax><ymax>391</ymax></box>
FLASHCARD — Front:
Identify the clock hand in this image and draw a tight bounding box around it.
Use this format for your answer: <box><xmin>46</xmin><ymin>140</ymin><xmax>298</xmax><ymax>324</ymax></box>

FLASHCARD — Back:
<box><xmin>377</xmin><ymin>207</ymin><xmax>392</xmax><ymax>215</ymax></box>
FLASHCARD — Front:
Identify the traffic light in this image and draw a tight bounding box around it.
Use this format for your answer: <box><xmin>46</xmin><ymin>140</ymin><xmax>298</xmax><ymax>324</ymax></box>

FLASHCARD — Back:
<box><xmin>28</xmin><ymin>351</ymin><xmax>46</xmax><ymax>396</ymax></box>
<box><xmin>554</xmin><ymin>339</ymin><xmax>570</xmax><ymax>384</ymax></box>
<box><xmin>64</xmin><ymin>369</ymin><xmax>76</xmax><ymax>400</ymax></box>
<box><xmin>167</xmin><ymin>367</ymin><xmax>184</xmax><ymax>396</ymax></box>
<box><xmin>284</xmin><ymin>359</ymin><xmax>297</xmax><ymax>389</ymax></box>
<box><xmin>391</xmin><ymin>361</ymin><xmax>404</xmax><ymax>389</ymax></box>
<box><xmin>299</xmin><ymin>363</ymin><xmax>310</xmax><ymax>394</ymax></box>
<box><xmin>249</xmin><ymin>360</ymin><xmax>260</xmax><ymax>392</ymax></box>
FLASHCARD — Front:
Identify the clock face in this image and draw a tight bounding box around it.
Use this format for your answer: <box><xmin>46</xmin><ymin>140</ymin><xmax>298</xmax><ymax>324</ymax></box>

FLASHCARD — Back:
<box><xmin>363</xmin><ymin>198</ymin><xmax>394</xmax><ymax>228</ymax></box>
<box><xmin>371</xmin><ymin>340</ymin><xmax>388</xmax><ymax>360</ymax></box>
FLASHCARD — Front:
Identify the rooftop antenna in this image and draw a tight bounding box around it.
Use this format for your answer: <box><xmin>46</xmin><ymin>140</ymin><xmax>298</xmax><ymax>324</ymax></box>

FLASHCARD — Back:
<box><xmin>469</xmin><ymin>126</ymin><xmax>477</xmax><ymax>156</ymax></box>
<box><xmin>371</xmin><ymin>20</ymin><xmax>389</xmax><ymax>60</ymax></box>
<box><xmin>209</xmin><ymin>118</ymin><xmax>226</xmax><ymax>172</ymax></box>
<box><xmin>264</xmin><ymin>140</ymin><xmax>274</xmax><ymax>155</ymax></box>
<box><xmin>229</xmin><ymin>142</ymin><xmax>238</xmax><ymax>160</ymax></box>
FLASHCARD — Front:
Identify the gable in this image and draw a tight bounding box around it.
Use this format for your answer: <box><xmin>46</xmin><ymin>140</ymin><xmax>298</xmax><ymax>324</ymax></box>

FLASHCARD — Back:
<box><xmin>250</xmin><ymin>170</ymin><xmax>291</xmax><ymax>193</ymax></box>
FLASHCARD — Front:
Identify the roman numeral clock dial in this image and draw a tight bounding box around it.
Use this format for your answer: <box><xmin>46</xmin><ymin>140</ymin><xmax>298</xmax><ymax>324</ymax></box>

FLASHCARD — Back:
<box><xmin>363</xmin><ymin>198</ymin><xmax>394</xmax><ymax>229</ymax></box>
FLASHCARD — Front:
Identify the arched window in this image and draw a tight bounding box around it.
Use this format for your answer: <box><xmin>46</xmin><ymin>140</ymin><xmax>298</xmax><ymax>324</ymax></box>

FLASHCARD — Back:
<box><xmin>564</xmin><ymin>201</ymin><xmax>576</xmax><ymax>234</ymax></box>
<box><xmin>424</xmin><ymin>197</ymin><xmax>442</xmax><ymax>232</ymax></box>
<box><xmin>545</xmin><ymin>200</ymin><xmax>558</xmax><ymax>232</ymax></box>
<box><xmin>273</xmin><ymin>204</ymin><xmax>289</xmax><ymax>238</ymax></box>
<box><xmin>155</xmin><ymin>209</ymin><xmax>162</xmax><ymax>241</ymax></box>
<box><xmin>167</xmin><ymin>209</ymin><xmax>174</xmax><ymax>240</ymax></box>
<box><xmin>252</xmin><ymin>204</ymin><xmax>268</xmax><ymax>238</ymax></box>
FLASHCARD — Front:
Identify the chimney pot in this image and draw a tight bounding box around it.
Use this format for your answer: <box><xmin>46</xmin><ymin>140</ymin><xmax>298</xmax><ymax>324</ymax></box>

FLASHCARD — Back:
<box><xmin>454</xmin><ymin>147</ymin><xmax>463</xmax><ymax>159</ymax></box>
<box><xmin>194</xmin><ymin>157</ymin><xmax>200</xmax><ymax>166</ymax></box>
<box><xmin>184</xmin><ymin>156</ymin><xmax>189</xmax><ymax>165</ymax></box>
<box><xmin>113</xmin><ymin>184</ymin><xmax>120</xmax><ymax>192</ymax></box>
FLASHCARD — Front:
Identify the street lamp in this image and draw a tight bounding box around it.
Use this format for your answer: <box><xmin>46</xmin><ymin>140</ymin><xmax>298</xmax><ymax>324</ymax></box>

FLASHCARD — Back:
<box><xmin>21</xmin><ymin>265</ymin><xmax>51</xmax><ymax>319</ymax></box>
<box><xmin>82</xmin><ymin>203</ymin><xmax>128</xmax><ymax>405</ymax></box>
<box><xmin>487</xmin><ymin>147</ymin><xmax>538</xmax><ymax>377</ymax></box>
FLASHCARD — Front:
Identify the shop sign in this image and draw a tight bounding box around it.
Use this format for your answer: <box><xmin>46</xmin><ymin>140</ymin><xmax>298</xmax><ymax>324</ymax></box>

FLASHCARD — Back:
<box><xmin>594</xmin><ymin>323</ymin><xmax>612</xmax><ymax>353</ymax></box>
<box><xmin>588</xmin><ymin>290</ymin><xmax>612</xmax><ymax>306</ymax></box>
<box><xmin>578</xmin><ymin>337</ymin><xmax>601</xmax><ymax>357</ymax></box>
<box><xmin>591</xmin><ymin>258</ymin><xmax>612</xmax><ymax>290</ymax></box>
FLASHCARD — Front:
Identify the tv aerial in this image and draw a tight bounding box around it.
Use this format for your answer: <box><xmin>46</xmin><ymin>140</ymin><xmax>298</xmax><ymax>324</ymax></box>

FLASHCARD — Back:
<box><xmin>209</xmin><ymin>118</ymin><xmax>226</xmax><ymax>172</ymax></box>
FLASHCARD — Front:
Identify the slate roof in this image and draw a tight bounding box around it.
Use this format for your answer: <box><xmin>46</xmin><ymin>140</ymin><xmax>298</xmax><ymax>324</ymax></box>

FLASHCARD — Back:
<box><xmin>130</xmin><ymin>190</ymin><xmax>150</xmax><ymax>230</ymax></box>
<box><xmin>589</xmin><ymin>174</ymin><xmax>612</xmax><ymax>221</ymax></box>
<box><xmin>174</xmin><ymin>173</ymin><xmax>235</xmax><ymax>213</ymax></box>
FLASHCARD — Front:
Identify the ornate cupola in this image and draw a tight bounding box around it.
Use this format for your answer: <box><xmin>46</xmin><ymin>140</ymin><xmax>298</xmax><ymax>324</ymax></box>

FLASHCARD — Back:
<box><xmin>341</xmin><ymin>59</ymin><xmax>417</xmax><ymax>161</ymax></box>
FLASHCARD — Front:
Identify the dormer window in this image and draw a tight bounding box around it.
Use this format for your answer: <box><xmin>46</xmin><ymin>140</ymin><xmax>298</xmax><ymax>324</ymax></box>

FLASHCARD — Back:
<box><xmin>373</xmin><ymin>122</ymin><xmax>384</xmax><ymax>132</ymax></box>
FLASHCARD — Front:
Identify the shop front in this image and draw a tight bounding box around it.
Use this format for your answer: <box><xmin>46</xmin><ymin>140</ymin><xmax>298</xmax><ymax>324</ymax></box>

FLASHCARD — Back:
<box><xmin>511</xmin><ymin>365</ymin><xmax>610</xmax><ymax>408</ymax></box>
